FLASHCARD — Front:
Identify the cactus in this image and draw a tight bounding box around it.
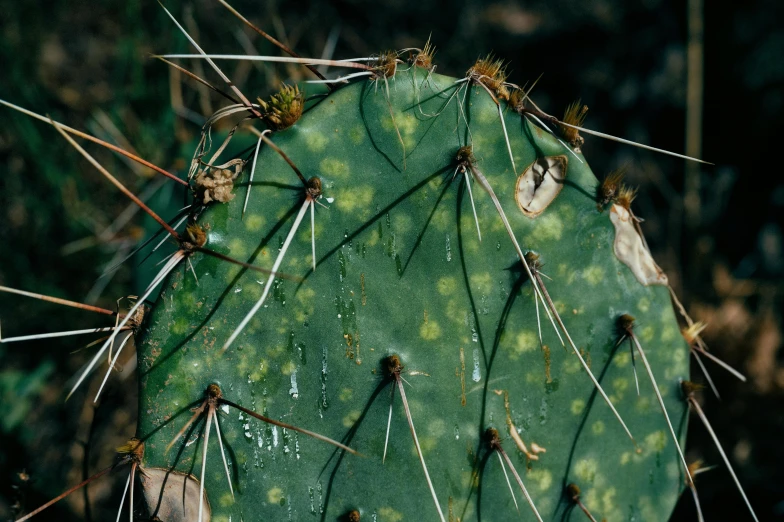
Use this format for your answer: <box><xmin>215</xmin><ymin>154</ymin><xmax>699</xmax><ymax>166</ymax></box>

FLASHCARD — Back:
<box><xmin>1</xmin><ymin>6</ymin><xmax>761</xmax><ymax>522</ymax></box>
<box><xmin>134</xmin><ymin>60</ymin><xmax>693</xmax><ymax>520</ymax></box>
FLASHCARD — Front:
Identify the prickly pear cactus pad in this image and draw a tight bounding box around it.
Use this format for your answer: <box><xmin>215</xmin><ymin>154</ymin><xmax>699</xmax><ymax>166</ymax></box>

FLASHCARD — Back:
<box><xmin>137</xmin><ymin>67</ymin><xmax>690</xmax><ymax>521</ymax></box>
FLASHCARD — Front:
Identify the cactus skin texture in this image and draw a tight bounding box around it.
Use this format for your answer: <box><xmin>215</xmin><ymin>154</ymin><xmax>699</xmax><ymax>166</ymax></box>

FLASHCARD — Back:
<box><xmin>137</xmin><ymin>67</ymin><xmax>690</xmax><ymax>521</ymax></box>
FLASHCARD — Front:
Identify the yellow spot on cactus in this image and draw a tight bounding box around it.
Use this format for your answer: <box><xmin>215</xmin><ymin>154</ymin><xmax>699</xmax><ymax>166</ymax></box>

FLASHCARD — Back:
<box><xmin>582</xmin><ymin>266</ymin><xmax>604</xmax><ymax>286</ymax></box>
<box><xmin>306</xmin><ymin>132</ymin><xmax>328</xmax><ymax>153</ymax></box>
<box><xmin>418</xmin><ymin>435</ymin><xmax>437</xmax><ymax>454</ymax></box>
<box><xmin>437</xmin><ymin>277</ymin><xmax>457</xmax><ymax>295</ymax></box>
<box><xmin>392</xmin><ymin>213</ymin><xmax>413</xmax><ymax>235</ymax></box>
<box><xmin>248</xmin><ymin>361</ymin><xmax>268</xmax><ymax>382</ymax></box>
<box><xmin>529</xmin><ymin>213</ymin><xmax>564</xmax><ymax>242</ymax></box>
<box><xmin>342</xmin><ymin>410</ymin><xmax>361</xmax><ymax>428</ymax></box>
<box><xmin>335</xmin><ymin>186</ymin><xmax>375</xmax><ymax>217</ymax></box>
<box><xmin>614</xmin><ymin>350</ymin><xmax>631</xmax><ymax>368</ymax></box>
<box><xmin>661</xmin><ymin>325</ymin><xmax>677</xmax><ymax>343</ymax></box>
<box><xmin>228</xmin><ymin>238</ymin><xmax>248</xmax><ymax>258</ymax></box>
<box><xmin>445</xmin><ymin>299</ymin><xmax>465</xmax><ymax>324</ymax></box>
<box><xmin>378</xmin><ymin>507</ymin><xmax>404</xmax><ymax>522</ymax></box>
<box><xmin>319</xmin><ymin>157</ymin><xmax>348</xmax><ymax>179</ymax></box>
<box><xmin>620</xmin><ymin>451</ymin><xmax>632</xmax><ymax>465</ymax></box>
<box><xmin>298</xmin><ymin>219</ymin><xmax>324</xmax><ymax>243</ymax></box>
<box><xmin>613</xmin><ymin>377</ymin><xmax>629</xmax><ymax>396</ymax></box>
<box><xmin>635</xmin><ymin>395</ymin><xmax>652</xmax><ymax>413</ymax></box>
<box><xmin>427</xmin><ymin>418</ymin><xmax>446</xmax><ymax>438</ymax></box>
<box><xmin>513</xmin><ymin>330</ymin><xmax>537</xmax><ymax>356</ymax></box>
<box><xmin>349</xmin><ymin>126</ymin><xmax>365</xmax><ymax>145</ymax></box>
<box><xmin>296</xmin><ymin>287</ymin><xmax>316</xmax><ymax>304</ymax></box>
<box><xmin>431</xmin><ymin>208</ymin><xmax>451</xmax><ymax>231</ymax></box>
<box><xmin>420</xmin><ymin>320</ymin><xmax>442</xmax><ymax>340</ymax></box>
<box><xmin>469</xmin><ymin>272</ymin><xmax>492</xmax><ymax>292</ymax></box>
<box><xmin>267</xmin><ymin>487</ymin><xmax>283</xmax><ymax>504</ymax></box>
<box><xmin>571</xmin><ymin>399</ymin><xmax>585</xmax><ymax>415</ymax></box>
<box><xmin>591</xmin><ymin>420</ymin><xmax>605</xmax><ymax>435</ymax></box>
<box><xmin>281</xmin><ymin>360</ymin><xmax>296</xmax><ymax>376</ymax></box>
<box><xmin>339</xmin><ymin>388</ymin><xmax>353</xmax><ymax>402</ymax></box>
<box><xmin>645</xmin><ymin>430</ymin><xmax>667</xmax><ymax>453</ymax></box>
<box><xmin>244</xmin><ymin>214</ymin><xmax>266</xmax><ymax>232</ymax></box>
<box><xmin>640</xmin><ymin>325</ymin><xmax>655</xmax><ymax>342</ymax></box>
<box><xmin>563</xmin><ymin>357</ymin><xmax>581</xmax><ymax>375</ymax></box>
<box><xmin>601</xmin><ymin>487</ymin><xmax>617</xmax><ymax>513</ymax></box>
<box><xmin>575</xmin><ymin>458</ymin><xmax>598</xmax><ymax>484</ymax></box>
<box><xmin>528</xmin><ymin>468</ymin><xmax>553</xmax><ymax>492</ymax></box>
<box><xmin>172</xmin><ymin>318</ymin><xmax>189</xmax><ymax>335</ymax></box>
<box><xmin>637</xmin><ymin>297</ymin><xmax>651</xmax><ymax>313</ymax></box>
<box><xmin>219</xmin><ymin>491</ymin><xmax>234</xmax><ymax>507</ymax></box>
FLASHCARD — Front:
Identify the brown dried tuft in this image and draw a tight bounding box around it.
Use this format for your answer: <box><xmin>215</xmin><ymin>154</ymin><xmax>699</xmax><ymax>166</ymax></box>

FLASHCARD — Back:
<box><xmin>193</xmin><ymin>168</ymin><xmax>239</xmax><ymax>204</ymax></box>
<box><xmin>566</xmin><ymin>483</ymin><xmax>582</xmax><ymax>501</ymax></box>
<box><xmin>467</xmin><ymin>55</ymin><xmax>508</xmax><ymax>97</ymax></box>
<box><xmin>524</xmin><ymin>251</ymin><xmax>542</xmax><ymax>272</ymax></box>
<box><xmin>374</xmin><ymin>51</ymin><xmax>399</xmax><ymax>79</ymax></box>
<box><xmin>483</xmin><ymin>427</ymin><xmax>502</xmax><ymax>450</ymax></box>
<box><xmin>184</xmin><ymin>223</ymin><xmax>208</xmax><ymax>249</ymax></box>
<box><xmin>306</xmin><ymin>176</ymin><xmax>322</xmax><ymax>200</ymax></box>
<box><xmin>681</xmin><ymin>322</ymin><xmax>708</xmax><ymax>346</ymax></box>
<box><xmin>618</xmin><ymin>313</ymin><xmax>636</xmax><ymax>334</ymax></box>
<box><xmin>597</xmin><ymin>168</ymin><xmax>627</xmax><ymax>207</ymax></box>
<box><xmin>616</xmin><ymin>184</ymin><xmax>638</xmax><ymax>210</ymax></box>
<box><xmin>681</xmin><ymin>380</ymin><xmax>703</xmax><ymax>398</ymax></box>
<box><xmin>455</xmin><ymin>145</ymin><xmax>474</xmax><ymax>167</ymax></box>
<box><xmin>508</xmin><ymin>88</ymin><xmax>526</xmax><ymax>112</ymax></box>
<box><xmin>384</xmin><ymin>354</ymin><xmax>403</xmax><ymax>378</ymax></box>
<box><xmin>411</xmin><ymin>38</ymin><xmax>436</xmax><ymax>70</ymax></box>
<box><xmin>206</xmin><ymin>383</ymin><xmax>222</xmax><ymax>401</ymax></box>
<box><xmin>560</xmin><ymin>100</ymin><xmax>588</xmax><ymax>152</ymax></box>
<box><xmin>127</xmin><ymin>304</ymin><xmax>147</xmax><ymax>331</ymax></box>
<box><xmin>347</xmin><ymin>510</ymin><xmax>361</xmax><ymax>522</ymax></box>
<box><xmin>258</xmin><ymin>84</ymin><xmax>304</xmax><ymax>131</ymax></box>
<box><xmin>116</xmin><ymin>438</ymin><xmax>145</xmax><ymax>464</ymax></box>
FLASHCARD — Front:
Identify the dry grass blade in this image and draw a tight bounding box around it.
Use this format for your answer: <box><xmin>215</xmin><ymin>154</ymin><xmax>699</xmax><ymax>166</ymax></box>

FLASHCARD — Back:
<box><xmin>215</xmin><ymin>0</ymin><xmax>330</xmax><ymax>84</ymax></box>
<box><xmin>153</xmin><ymin>56</ymin><xmax>240</xmax><ymax>104</ymax></box>
<box><xmin>158</xmin><ymin>2</ymin><xmax>261</xmax><ymax>118</ymax></box>
<box><xmin>0</xmin><ymin>99</ymin><xmax>187</xmax><ymax>186</ymax></box>
<box><xmin>51</xmin><ymin>121</ymin><xmax>180</xmax><ymax>239</ymax></box>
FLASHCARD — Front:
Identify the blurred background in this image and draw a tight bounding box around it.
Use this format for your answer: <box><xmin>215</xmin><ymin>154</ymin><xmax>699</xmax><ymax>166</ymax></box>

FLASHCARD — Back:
<box><xmin>0</xmin><ymin>0</ymin><xmax>781</xmax><ymax>519</ymax></box>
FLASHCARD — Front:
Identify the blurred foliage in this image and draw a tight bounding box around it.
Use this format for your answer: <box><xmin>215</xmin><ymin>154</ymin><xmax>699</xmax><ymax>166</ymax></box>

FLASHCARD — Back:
<box><xmin>0</xmin><ymin>0</ymin><xmax>782</xmax><ymax>520</ymax></box>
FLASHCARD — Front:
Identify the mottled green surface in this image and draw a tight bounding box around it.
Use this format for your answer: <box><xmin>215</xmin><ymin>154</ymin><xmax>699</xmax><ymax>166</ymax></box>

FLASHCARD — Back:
<box><xmin>137</xmin><ymin>68</ymin><xmax>690</xmax><ymax>521</ymax></box>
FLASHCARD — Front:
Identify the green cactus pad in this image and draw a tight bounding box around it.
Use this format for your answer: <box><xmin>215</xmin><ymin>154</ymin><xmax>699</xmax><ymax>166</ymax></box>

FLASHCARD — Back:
<box><xmin>137</xmin><ymin>67</ymin><xmax>690</xmax><ymax>521</ymax></box>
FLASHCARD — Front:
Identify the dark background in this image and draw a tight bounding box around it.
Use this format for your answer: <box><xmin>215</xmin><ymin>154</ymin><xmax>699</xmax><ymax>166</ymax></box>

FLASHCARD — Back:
<box><xmin>0</xmin><ymin>0</ymin><xmax>782</xmax><ymax>520</ymax></box>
